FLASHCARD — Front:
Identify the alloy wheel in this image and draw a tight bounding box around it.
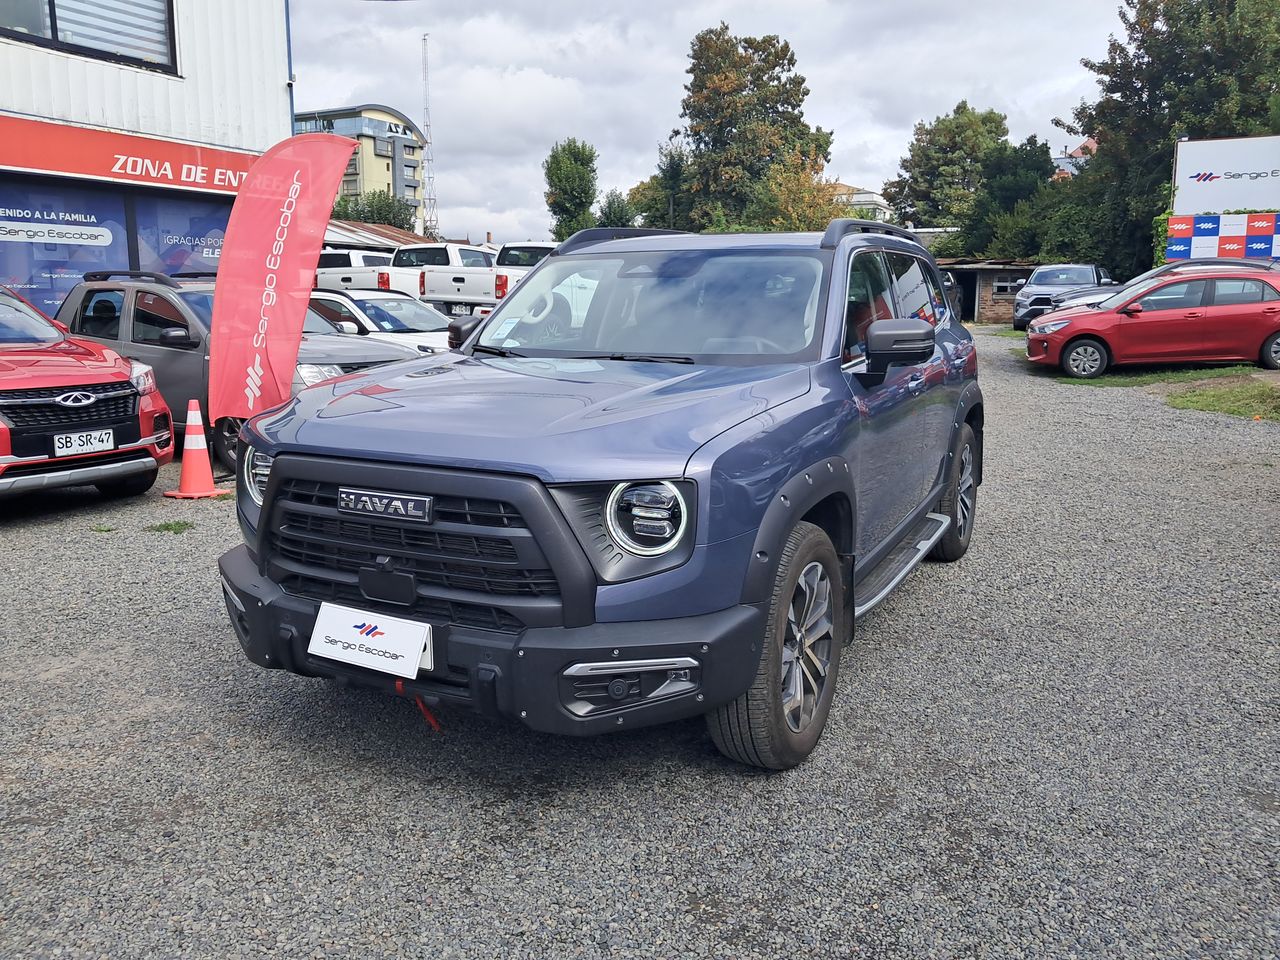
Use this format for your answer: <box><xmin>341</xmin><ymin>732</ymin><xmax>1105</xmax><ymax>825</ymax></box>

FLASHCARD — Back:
<box><xmin>1270</xmin><ymin>337</ymin><xmax>1280</xmax><ymax>367</ymax></box>
<box><xmin>957</xmin><ymin>443</ymin><xmax>975</xmax><ymax>540</ymax></box>
<box><xmin>781</xmin><ymin>561</ymin><xmax>834</xmax><ymax>734</ymax></box>
<box><xmin>1068</xmin><ymin>343</ymin><xmax>1103</xmax><ymax>377</ymax></box>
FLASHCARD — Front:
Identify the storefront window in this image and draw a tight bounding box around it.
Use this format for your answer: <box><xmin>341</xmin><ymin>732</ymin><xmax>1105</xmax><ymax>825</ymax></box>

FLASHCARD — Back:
<box><xmin>0</xmin><ymin>179</ymin><xmax>129</xmax><ymax>316</ymax></box>
<box><xmin>134</xmin><ymin>194</ymin><xmax>231</xmax><ymax>276</ymax></box>
<box><xmin>1</xmin><ymin>1</ymin><xmax>175</xmax><ymax>70</ymax></box>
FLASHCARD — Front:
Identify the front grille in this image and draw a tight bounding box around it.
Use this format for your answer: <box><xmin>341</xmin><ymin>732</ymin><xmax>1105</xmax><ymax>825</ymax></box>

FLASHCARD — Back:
<box><xmin>278</xmin><ymin>575</ymin><xmax>525</xmax><ymax>634</ymax></box>
<box><xmin>0</xmin><ymin>448</ymin><xmax>151</xmax><ymax>479</ymax></box>
<box><xmin>0</xmin><ymin>381</ymin><xmax>137</xmax><ymax>430</ymax></box>
<box><xmin>1028</xmin><ymin>295</ymin><xmax>1054</xmax><ymax>309</ymax></box>
<box><xmin>267</xmin><ymin>472</ymin><xmax>565</xmax><ymax>636</ymax></box>
<box><xmin>281</xmin><ymin>479</ymin><xmax>526</xmax><ymax>528</ymax></box>
<box><xmin>271</xmin><ymin>512</ymin><xmax>558</xmax><ymax>597</ymax></box>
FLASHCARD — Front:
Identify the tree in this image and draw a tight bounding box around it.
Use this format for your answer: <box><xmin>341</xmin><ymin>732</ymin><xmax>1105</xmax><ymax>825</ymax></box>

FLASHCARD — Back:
<box><xmin>629</xmin><ymin>141</ymin><xmax>698</xmax><ymax>231</ymax></box>
<box><xmin>882</xmin><ymin>101</ymin><xmax>1009</xmax><ymax>226</ymax></box>
<box><xmin>596</xmin><ymin>189</ymin><xmax>636</xmax><ymax>228</ymax></box>
<box><xmin>952</xmin><ymin>136</ymin><xmax>1055</xmax><ymax>255</ymax></box>
<box><xmin>332</xmin><ymin>191</ymin><xmax>417</xmax><ymax>232</ymax></box>
<box><xmin>543</xmin><ymin>138</ymin><xmax>599</xmax><ymax>241</ymax></box>
<box><xmin>741</xmin><ymin>148</ymin><xmax>848</xmax><ymax>231</ymax></box>
<box><xmin>1057</xmin><ymin>0</ymin><xmax>1280</xmax><ymax>276</ymax></box>
<box><xmin>679</xmin><ymin>23</ymin><xmax>832</xmax><ymax>227</ymax></box>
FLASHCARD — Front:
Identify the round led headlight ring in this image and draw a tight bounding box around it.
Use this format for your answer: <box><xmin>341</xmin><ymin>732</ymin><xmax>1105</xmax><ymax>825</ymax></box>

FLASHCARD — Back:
<box><xmin>240</xmin><ymin>446</ymin><xmax>274</xmax><ymax>507</ymax></box>
<box><xmin>605</xmin><ymin>481</ymin><xmax>688</xmax><ymax>557</ymax></box>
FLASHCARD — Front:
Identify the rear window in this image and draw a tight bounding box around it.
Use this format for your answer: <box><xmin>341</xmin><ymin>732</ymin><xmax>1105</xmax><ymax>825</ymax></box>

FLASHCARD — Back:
<box><xmin>458</xmin><ymin>248</ymin><xmax>493</xmax><ymax>268</ymax></box>
<box><xmin>393</xmin><ymin>247</ymin><xmax>449</xmax><ymax>267</ymax></box>
<box><xmin>316</xmin><ymin>252</ymin><xmax>352</xmax><ymax>269</ymax></box>
<box><xmin>497</xmin><ymin>246</ymin><xmax>552</xmax><ymax>268</ymax></box>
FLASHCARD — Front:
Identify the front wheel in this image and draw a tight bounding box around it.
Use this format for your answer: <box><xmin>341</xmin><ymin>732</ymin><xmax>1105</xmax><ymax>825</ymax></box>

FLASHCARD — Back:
<box><xmin>211</xmin><ymin>417</ymin><xmax>242</xmax><ymax>472</ymax></box>
<box><xmin>707</xmin><ymin>521</ymin><xmax>845</xmax><ymax>770</ymax></box>
<box><xmin>1061</xmin><ymin>337</ymin><xmax>1109</xmax><ymax>379</ymax></box>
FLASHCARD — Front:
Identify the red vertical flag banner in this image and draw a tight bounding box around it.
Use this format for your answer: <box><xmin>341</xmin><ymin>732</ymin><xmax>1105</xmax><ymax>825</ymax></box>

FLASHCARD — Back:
<box><xmin>208</xmin><ymin>134</ymin><xmax>356</xmax><ymax>423</ymax></box>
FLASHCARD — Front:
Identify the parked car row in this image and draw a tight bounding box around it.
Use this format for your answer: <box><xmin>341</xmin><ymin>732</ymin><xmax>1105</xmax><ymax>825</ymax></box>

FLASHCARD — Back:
<box><xmin>1023</xmin><ymin>260</ymin><xmax>1280</xmax><ymax>378</ymax></box>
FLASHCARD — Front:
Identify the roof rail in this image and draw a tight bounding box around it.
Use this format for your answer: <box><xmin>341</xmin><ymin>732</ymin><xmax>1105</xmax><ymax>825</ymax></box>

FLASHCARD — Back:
<box><xmin>820</xmin><ymin>218</ymin><xmax>917</xmax><ymax>249</ymax></box>
<box><xmin>553</xmin><ymin>227</ymin><xmax>689</xmax><ymax>256</ymax></box>
<box><xmin>169</xmin><ymin>271</ymin><xmax>219</xmax><ymax>279</ymax></box>
<box><xmin>82</xmin><ymin>270</ymin><xmax>180</xmax><ymax>287</ymax></box>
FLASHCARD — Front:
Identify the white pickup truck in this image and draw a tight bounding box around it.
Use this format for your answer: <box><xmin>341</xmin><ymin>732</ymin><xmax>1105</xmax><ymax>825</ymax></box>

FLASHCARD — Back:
<box><xmin>315</xmin><ymin>242</ymin><xmax>505</xmax><ymax>317</ymax></box>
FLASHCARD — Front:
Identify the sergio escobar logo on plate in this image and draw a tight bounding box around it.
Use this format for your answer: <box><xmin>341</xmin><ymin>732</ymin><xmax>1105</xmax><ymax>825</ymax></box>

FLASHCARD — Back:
<box><xmin>322</xmin><ymin>635</ymin><xmax>406</xmax><ymax>662</ymax></box>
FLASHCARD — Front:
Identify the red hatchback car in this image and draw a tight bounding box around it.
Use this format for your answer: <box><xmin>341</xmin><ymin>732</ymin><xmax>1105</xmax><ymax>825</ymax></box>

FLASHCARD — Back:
<box><xmin>0</xmin><ymin>287</ymin><xmax>173</xmax><ymax>499</ymax></box>
<box><xmin>1025</xmin><ymin>264</ymin><xmax>1280</xmax><ymax>378</ymax></box>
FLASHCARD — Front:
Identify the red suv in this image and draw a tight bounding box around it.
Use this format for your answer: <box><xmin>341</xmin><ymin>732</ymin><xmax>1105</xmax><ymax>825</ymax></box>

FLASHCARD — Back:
<box><xmin>0</xmin><ymin>287</ymin><xmax>173</xmax><ymax>498</ymax></box>
<box><xmin>1025</xmin><ymin>264</ymin><xmax>1280</xmax><ymax>378</ymax></box>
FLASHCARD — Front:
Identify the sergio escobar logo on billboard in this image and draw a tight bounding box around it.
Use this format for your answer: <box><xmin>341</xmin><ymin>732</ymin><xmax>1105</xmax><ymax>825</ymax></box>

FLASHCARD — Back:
<box><xmin>244</xmin><ymin>169</ymin><xmax>304</xmax><ymax>410</ymax></box>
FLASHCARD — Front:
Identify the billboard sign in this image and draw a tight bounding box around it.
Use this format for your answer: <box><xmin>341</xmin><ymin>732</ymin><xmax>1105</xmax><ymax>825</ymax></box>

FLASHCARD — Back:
<box><xmin>1164</xmin><ymin>213</ymin><xmax>1279</xmax><ymax>261</ymax></box>
<box><xmin>1172</xmin><ymin>135</ymin><xmax>1280</xmax><ymax>215</ymax></box>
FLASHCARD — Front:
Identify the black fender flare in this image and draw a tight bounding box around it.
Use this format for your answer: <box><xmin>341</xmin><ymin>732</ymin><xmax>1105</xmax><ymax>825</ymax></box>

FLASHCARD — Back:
<box><xmin>739</xmin><ymin>455</ymin><xmax>856</xmax><ymax>605</ymax></box>
<box><xmin>951</xmin><ymin>382</ymin><xmax>985</xmax><ymax>485</ymax></box>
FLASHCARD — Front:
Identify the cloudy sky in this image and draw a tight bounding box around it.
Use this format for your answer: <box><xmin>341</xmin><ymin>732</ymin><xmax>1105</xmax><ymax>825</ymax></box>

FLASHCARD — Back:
<box><xmin>290</xmin><ymin>0</ymin><xmax>1121</xmax><ymax>242</ymax></box>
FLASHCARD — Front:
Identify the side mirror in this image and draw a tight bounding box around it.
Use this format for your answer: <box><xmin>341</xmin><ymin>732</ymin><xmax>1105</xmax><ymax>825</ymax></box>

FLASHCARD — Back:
<box><xmin>333</xmin><ymin>320</ymin><xmax>360</xmax><ymax>335</ymax></box>
<box><xmin>863</xmin><ymin>317</ymin><xmax>936</xmax><ymax>378</ymax></box>
<box><xmin>1101</xmin><ymin>278</ymin><xmax>1116</xmax><ymax>286</ymax></box>
<box><xmin>1014</xmin><ymin>278</ymin><xmax>1026</xmax><ymax>289</ymax></box>
<box><xmin>1120</xmin><ymin>301</ymin><xmax>1144</xmax><ymax>315</ymax></box>
<box><xmin>448</xmin><ymin>314</ymin><xmax>482</xmax><ymax>350</ymax></box>
<box><xmin>158</xmin><ymin>327</ymin><xmax>200</xmax><ymax>349</ymax></box>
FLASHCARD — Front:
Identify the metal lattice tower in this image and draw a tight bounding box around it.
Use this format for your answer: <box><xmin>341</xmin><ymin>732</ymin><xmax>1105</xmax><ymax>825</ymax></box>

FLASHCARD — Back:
<box><xmin>420</xmin><ymin>33</ymin><xmax>439</xmax><ymax>238</ymax></box>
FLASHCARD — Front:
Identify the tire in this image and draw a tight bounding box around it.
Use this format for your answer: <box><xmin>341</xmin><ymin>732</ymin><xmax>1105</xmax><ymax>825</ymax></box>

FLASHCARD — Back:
<box><xmin>95</xmin><ymin>468</ymin><xmax>158</xmax><ymax>499</ymax></box>
<box><xmin>707</xmin><ymin>521</ymin><xmax>845</xmax><ymax>770</ymax></box>
<box><xmin>1061</xmin><ymin>337</ymin><xmax>1109</xmax><ymax>379</ymax></box>
<box><xmin>1012</xmin><ymin>318</ymin><xmax>1027</xmax><ymax>332</ymax></box>
<box><xmin>211</xmin><ymin>417</ymin><xmax>242</xmax><ymax>472</ymax></box>
<box><xmin>929</xmin><ymin>423</ymin><xmax>978</xmax><ymax>562</ymax></box>
<box><xmin>1261</xmin><ymin>330</ymin><xmax>1280</xmax><ymax>370</ymax></box>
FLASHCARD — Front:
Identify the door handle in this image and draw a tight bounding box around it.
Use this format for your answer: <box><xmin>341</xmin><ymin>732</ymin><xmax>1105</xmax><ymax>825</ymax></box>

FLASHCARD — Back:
<box><xmin>1183</xmin><ymin>311</ymin><xmax>1204</xmax><ymax>318</ymax></box>
<box><xmin>1263</xmin><ymin>306</ymin><xmax>1280</xmax><ymax>314</ymax></box>
<box><xmin>907</xmin><ymin>373</ymin><xmax>925</xmax><ymax>392</ymax></box>
<box><xmin>452</xmin><ymin>276</ymin><xmax>466</xmax><ymax>284</ymax></box>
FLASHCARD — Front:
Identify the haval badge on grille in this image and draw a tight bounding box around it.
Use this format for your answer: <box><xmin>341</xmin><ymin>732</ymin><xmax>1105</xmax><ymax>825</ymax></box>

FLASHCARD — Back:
<box><xmin>337</xmin><ymin>487</ymin><xmax>433</xmax><ymax>522</ymax></box>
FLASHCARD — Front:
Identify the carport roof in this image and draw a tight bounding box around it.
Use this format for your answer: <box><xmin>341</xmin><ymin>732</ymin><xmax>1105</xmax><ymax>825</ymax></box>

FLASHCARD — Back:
<box><xmin>935</xmin><ymin>258</ymin><xmax>1037</xmax><ymax>270</ymax></box>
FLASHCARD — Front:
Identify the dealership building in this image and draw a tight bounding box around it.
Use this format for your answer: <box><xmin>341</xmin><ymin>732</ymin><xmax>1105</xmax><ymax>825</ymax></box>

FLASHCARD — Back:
<box><xmin>0</xmin><ymin>0</ymin><xmax>293</xmax><ymax>314</ymax></box>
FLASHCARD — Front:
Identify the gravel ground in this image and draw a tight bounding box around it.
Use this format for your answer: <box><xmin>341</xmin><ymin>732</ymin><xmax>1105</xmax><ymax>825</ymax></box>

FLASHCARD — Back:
<box><xmin>1</xmin><ymin>331</ymin><xmax>1277</xmax><ymax>959</ymax></box>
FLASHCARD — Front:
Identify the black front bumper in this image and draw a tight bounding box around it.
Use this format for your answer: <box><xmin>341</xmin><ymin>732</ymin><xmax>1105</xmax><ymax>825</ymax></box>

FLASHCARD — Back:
<box><xmin>219</xmin><ymin>544</ymin><xmax>766</xmax><ymax>737</ymax></box>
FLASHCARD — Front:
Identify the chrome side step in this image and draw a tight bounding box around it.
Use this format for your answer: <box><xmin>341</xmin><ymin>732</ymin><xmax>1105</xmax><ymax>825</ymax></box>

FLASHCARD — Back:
<box><xmin>853</xmin><ymin>511</ymin><xmax>951</xmax><ymax>618</ymax></box>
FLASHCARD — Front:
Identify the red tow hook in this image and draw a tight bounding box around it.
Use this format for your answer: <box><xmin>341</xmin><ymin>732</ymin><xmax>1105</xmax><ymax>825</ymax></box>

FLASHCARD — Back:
<box><xmin>394</xmin><ymin>679</ymin><xmax>443</xmax><ymax>733</ymax></box>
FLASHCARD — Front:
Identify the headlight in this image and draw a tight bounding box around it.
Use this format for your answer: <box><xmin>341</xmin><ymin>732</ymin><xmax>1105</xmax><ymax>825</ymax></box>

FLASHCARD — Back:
<box><xmin>1030</xmin><ymin>318</ymin><xmax>1074</xmax><ymax>335</ymax></box>
<box><xmin>294</xmin><ymin>362</ymin><xmax>344</xmax><ymax>390</ymax></box>
<box><xmin>1015</xmin><ymin>291</ymin><xmax>1030</xmax><ymax>303</ymax></box>
<box><xmin>128</xmin><ymin>360</ymin><xmax>157</xmax><ymax>395</ymax></box>
<box><xmin>606</xmin><ymin>481</ymin><xmax>688</xmax><ymax>557</ymax></box>
<box><xmin>240</xmin><ymin>444</ymin><xmax>274</xmax><ymax>506</ymax></box>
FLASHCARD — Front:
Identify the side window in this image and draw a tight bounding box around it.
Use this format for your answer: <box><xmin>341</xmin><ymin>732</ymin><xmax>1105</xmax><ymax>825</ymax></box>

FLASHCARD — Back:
<box><xmin>309</xmin><ymin>298</ymin><xmax>359</xmax><ymax>325</ymax></box>
<box><xmin>458</xmin><ymin>248</ymin><xmax>490</xmax><ymax>268</ymax></box>
<box><xmin>1212</xmin><ymin>278</ymin><xmax>1268</xmax><ymax>306</ymax></box>
<box><xmin>919</xmin><ymin>261</ymin><xmax>949</xmax><ymax>323</ymax></box>
<box><xmin>884</xmin><ymin>251</ymin><xmax>937</xmax><ymax>325</ymax></box>
<box><xmin>362</xmin><ymin>254</ymin><xmax>391</xmax><ymax>267</ymax></box>
<box><xmin>72</xmin><ymin>289</ymin><xmax>125</xmax><ymax>339</ymax></box>
<box><xmin>132</xmin><ymin>292</ymin><xmax>195</xmax><ymax>346</ymax></box>
<box><xmin>1137</xmin><ymin>280</ymin><xmax>1207</xmax><ymax>312</ymax></box>
<box><xmin>843</xmin><ymin>252</ymin><xmax>894</xmax><ymax>361</ymax></box>
<box><xmin>1100</xmin><ymin>268</ymin><xmax>1112</xmax><ymax>281</ymax></box>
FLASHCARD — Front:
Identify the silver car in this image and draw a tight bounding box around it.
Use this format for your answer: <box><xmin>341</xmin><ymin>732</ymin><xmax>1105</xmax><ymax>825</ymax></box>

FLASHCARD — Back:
<box><xmin>55</xmin><ymin>272</ymin><xmax>418</xmax><ymax>468</ymax></box>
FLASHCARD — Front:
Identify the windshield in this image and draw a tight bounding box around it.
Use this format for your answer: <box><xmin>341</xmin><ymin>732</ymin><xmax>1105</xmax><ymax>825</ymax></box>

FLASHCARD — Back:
<box><xmin>1098</xmin><ymin>276</ymin><xmax>1165</xmax><ymax>310</ymax></box>
<box><xmin>475</xmin><ymin>250</ymin><xmax>827</xmax><ymax>364</ymax></box>
<box><xmin>497</xmin><ymin>246</ymin><xmax>553</xmax><ymax>268</ymax></box>
<box><xmin>352</xmin><ymin>296</ymin><xmax>449</xmax><ymax>333</ymax></box>
<box><xmin>1029</xmin><ymin>266</ymin><xmax>1095</xmax><ymax>286</ymax></box>
<box><xmin>0</xmin><ymin>294</ymin><xmax>61</xmax><ymax>344</ymax></box>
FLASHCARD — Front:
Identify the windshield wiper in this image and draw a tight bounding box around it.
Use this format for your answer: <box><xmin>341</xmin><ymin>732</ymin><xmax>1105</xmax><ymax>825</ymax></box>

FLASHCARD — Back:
<box><xmin>471</xmin><ymin>344</ymin><xmax>527</xmax><ymax>358</ymax></box>
<box><xmin>574</xmin><ymin>353</ymin><xmax>697</xmax><ymax>364</ymax></box>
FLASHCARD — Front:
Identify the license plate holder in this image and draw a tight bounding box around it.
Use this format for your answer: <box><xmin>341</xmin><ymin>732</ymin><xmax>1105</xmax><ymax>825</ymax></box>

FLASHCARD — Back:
<box><xmin>307</xmin><ymin>602</ymin><xmax>431</xmax><ymax>678</ymax></box>
<box><xmin>53</xmin><ymin>428</ymin><xmax>114</xmax><ymax>457</ymax></box>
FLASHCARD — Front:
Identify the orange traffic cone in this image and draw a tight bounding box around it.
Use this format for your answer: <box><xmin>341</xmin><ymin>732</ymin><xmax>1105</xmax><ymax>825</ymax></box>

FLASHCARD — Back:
<box><xmin>164</xmin><ymin>399</ymin><xmax>229</xmax><ymax>499</ymax></box>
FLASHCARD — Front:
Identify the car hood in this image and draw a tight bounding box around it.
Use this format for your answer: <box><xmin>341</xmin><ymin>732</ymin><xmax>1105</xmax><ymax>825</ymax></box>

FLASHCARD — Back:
<box><xmin>251</xmin><ymin>353</ymin><xmax>811</xmax><ymax>482</ymax></box>
<box><xmin>363</xmin><ymin>330</ymin><xmax>451</xmax><ymax>353</ymax></box>
<box><xmin>1018</xmin><ymin>283</ymin><xmax>1081</xmax><ymax>299</ymax></box>
<box><xmin>1054</xmin><ymin>287</ymin><xmax>1111</xmax><ymax>307</ymax></box>
<box><xmin>1033</xmin><ymin>304</ymin><xmax>1101</xmax><ymax>325</ymax></box>
<box><xmin>296</xmin><ymin>333</ymin><xmax>419</xmax><ymax>364</ymax></box>
<box><xmin>0</xmin><ymin>336</ymin><xmax>130</xmax><ymax>387</ymax></box>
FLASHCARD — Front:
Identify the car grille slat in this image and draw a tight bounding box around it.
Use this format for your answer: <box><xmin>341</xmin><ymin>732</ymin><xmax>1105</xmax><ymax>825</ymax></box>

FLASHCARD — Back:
<box><xmin>277</xmin><ymin>575</ymin><xmax>525</xmax><ymax>634</ymax></box>
<box><xmin>0</xmin><ymin>382</ymin><xmax>138</xmax><ymax>430</ymax></box>
<box><xmin>280</xmin><ymin>479</ymin><xmax>527</xmax><ymax>528</ymax></box>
